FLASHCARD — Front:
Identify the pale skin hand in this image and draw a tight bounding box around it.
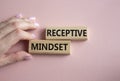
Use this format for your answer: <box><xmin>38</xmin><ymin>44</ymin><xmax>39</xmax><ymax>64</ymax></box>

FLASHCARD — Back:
<box><xmin>0</xmin><ymin>14</ymin><xmax>39</xmax><ymax>67</ymax></box>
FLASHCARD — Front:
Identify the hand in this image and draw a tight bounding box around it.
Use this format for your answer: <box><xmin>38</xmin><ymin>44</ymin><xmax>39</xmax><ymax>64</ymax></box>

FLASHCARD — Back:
<box><xmin>0</xmin><ymin>14</ymin><xmax>39</xmax><ymax>67</ymax></box>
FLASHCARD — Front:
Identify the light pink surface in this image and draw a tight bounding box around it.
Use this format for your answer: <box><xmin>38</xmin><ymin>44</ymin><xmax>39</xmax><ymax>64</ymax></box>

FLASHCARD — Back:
<box><xmin>0</xmin><ymin>0</ymin><xmax>120</xmax><ymax>81</ymax></box>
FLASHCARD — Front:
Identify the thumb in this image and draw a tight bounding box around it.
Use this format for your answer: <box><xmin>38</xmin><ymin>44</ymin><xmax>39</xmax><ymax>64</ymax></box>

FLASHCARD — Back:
<box><xmin>0</xmin><ymin>51</ymin><xmax>32</xmax><ymax>67</ymax></box>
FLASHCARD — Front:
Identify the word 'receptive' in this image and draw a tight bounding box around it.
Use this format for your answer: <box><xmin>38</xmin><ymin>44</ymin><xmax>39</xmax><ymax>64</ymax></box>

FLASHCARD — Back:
<box><xmin>46</xmin><ymin>26</ymin><xmax>87</xmax><ymax>40</ymax></box>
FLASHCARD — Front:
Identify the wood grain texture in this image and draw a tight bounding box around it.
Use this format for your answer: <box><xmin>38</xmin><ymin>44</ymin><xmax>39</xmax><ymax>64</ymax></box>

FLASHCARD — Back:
<box><xmin>46</xmin><ymin>26</ymin><xmax>87</xmax><ymax>40</ymax></box>
<box><xmin>29</xmin><ymin>40</ymin><xmax>70</xmax><ymax>54</ymax></box>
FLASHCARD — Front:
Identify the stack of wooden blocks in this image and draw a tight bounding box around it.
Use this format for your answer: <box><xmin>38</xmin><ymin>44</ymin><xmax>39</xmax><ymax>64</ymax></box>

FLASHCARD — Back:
<box><xmin>29</xmin><ymin>26</ymin><xmax>87</xmax><ymax>55</ymax></box>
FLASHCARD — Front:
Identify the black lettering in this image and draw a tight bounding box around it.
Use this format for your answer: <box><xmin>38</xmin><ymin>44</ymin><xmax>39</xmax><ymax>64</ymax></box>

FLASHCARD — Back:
<box><xmin>49</xmin><ymin>43</ymin><xmax>54</xmax><ymax>50</ymax></box>
<box><xmin>71</xmin><ymin>30</ymin><xmax>74</xmax><ymax>36</ymax></box>
<box><xmin>54</xmin><ymin>43</ymin><xmax>59</xmax><ymax>50</ymax></box>
<box><xmin>78</xmin><ymin>30</ymin><xmax>83</xmax><ymax>36</ymax></box>
<box><xmin>42</xmin><ymin>43</ymin><xmax>47</xmax><ymax>50</ymax></box>
<box><xmin>31</xmin><ymin>43</ymin><xmax>38</xmax><ymax>50</ymax></box>
<box><xmin>59</xmin><ymin>44</ymin><xmax>63</xmax><ymax>50</ymax></box>
<box><xmin>63</xmin><ymin>44</ymin><xmax>68</xmax><ymax>50</ymax></box>
<box><xmin>39</xmin><ymin>43</ymin><xmax>41</xmax><ymax>50</ymax></box>
<box><xmin>47</xmin><ymin>29</ymin><xmax>52</xmax><ymax>36</ymax></box>
<box><xmin>66</xmin><ymin>30</ymin><xmax>70</xmax><ymax>36</ymax></box>
<box><xmin>75</xmin><ymin>30</ymin><xmax>78</xmax><ymax>36</ymax></box>
<box><xmin>56</xmin><ymin>29</ymin><xmax>61</xmax><ymax>36</ymax></box>
<box><xmin>61</xmin><ymin>29</ymin><xmax>65</xmax><ymax>36</ymax></box>
<box><xmin>52</xmin><ymin>29</ymin><xmax>56</xmax><ymax>36</ymax></box>
<box><xmin>83</xmin><ymin>29</ymin><xmax>87</xmax><ymax>37</ymax></box>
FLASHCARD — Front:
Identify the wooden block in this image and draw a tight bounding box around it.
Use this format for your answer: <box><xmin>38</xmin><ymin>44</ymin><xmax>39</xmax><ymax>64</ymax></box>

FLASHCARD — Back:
<box><xmin>46</xmin><ymin>26</ymin><xmax>87</xmax><ymax>40</ymax></box>
<box><xmin>29</xmin><ymin>40</ymin><xmax>70</xmax><ymax>54</ymax></box>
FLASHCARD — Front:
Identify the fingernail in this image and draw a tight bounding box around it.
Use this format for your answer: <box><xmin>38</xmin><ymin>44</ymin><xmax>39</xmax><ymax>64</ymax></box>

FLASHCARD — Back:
<box><xmin>34</xmin><ymin>22</ymin><xmax>39</xmax><ymax>27</ymax></box>
<box><xmin>24</xmin><ymin>55</ymin><xmax>32</xmax><ymax>60</ymax></box>
<box><xmin>16</xmin><ymin>13</ymin><xmax>23</xmax><ymax>18</ymax></box>
<box><xmin>29</xmin><ymin>17</ymin><xmax>36</xmax><ymax>20</ymax></box>
<box><xmin>32</xmin><ymin>34</ymin><xmax>36</xmax><ymax>38</ymax></box>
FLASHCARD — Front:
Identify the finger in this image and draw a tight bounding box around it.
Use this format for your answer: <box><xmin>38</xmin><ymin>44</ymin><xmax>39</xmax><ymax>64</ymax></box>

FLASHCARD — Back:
<box><xmin>10</xmin><ymin>16</ymin><xmax>37</xmax><ymax>23</ymax></box>
<box><xmin>11</xmin><ymin>20</ymin><xmax>39</xmax><ymax>30</ymax></box>
<box><xmin>9</xmin><ymin>18</ymin><xmax>39</xmax><ymax>30</ymax></box>
<box><xmin>0</xmin><ymin>14</ymin><xmax>23</xmax><ymax>28</ymax></box>
<box><xmin>0</xmin><ymin>29</ymin><xmax>36</xmax><ymax>55</ymax></box>
<box><xmin>0</xmin><ymin>19</ymin><xmax>39</xmax><ymax>39</ymax></box>
<box><xmin>0</xmin><ymin>51</ymin><xmax>32</xmax><ymax>67</ymax></box>
<box><xmin>0</xmin><ymin>14</ymin><xmax>39</xmax><ymax>29</ymax></box>
<box><xmin>8</xmin><ymin>17</ymin><xmax>37</xmax><ymax>25</ymax></box>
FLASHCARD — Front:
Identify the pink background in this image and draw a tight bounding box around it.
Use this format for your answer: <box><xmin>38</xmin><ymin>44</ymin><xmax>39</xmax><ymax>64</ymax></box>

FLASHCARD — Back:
<box><xmin>0</xmin><ymin>0</ymin><xmax>120</xmax><ymax>81</ymax></box>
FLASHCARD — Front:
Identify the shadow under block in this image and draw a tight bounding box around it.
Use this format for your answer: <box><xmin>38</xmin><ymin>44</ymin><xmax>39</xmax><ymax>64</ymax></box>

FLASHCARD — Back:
<box><xmin>29</xmin><ymin>40</ymin><xmax>70</xmax><ymax>54</ymax></box>
<box><xmin>46</xmin><ymin>26</ymin><xmax>87</xmax><ymax>40</ymax></box>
